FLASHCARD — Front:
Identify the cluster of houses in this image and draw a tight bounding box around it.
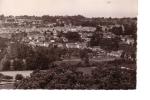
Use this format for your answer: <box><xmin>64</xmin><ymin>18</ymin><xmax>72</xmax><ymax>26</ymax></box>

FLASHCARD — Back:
<box><xmin>4</xmin><ymin>25</ymin><xmax>94</xmax><ymax>50</ymax></box>
<box><xmin>0</xmin><ymin>16</ymin><xmax>136</xmax><ymax>60</ymax></box>
<box><xmin>0</xmin><ymin>16</ymin><xmax>42</xmax><ymax>28</ymax></box>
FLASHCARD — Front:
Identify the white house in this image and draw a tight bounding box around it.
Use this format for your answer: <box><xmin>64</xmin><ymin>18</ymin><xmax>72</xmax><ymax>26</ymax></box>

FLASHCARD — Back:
<box><xmin>107</xmin><ymin>50</ymin><xmax>123</xmax><ymax>57</ymax></box>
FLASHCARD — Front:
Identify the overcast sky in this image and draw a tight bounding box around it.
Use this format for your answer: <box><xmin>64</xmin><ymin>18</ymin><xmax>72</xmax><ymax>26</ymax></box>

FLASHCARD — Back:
<box><xmin>0</xmin><ymin>0</ymin><xmax>137</xmax><ymax>17</ymax></box>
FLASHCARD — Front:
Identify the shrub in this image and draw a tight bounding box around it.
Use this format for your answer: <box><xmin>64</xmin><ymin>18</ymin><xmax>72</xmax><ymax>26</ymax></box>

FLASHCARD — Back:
<box><xmin>3</xmin><ymin>75</ymin><xmax>13</xmax><ymax>80</ymax></box>
<box><xmin>15</xmin><ymin>74</ymin><xmax>24</xmax><ymax>80</ymax></box>
<box><xmin>0</xmin><ymin>73</ymin><xmax>4</xmax><ymax>78</ymax></box>
<box><xmin>14</xmin><ymin>61</ymin><xmax>136</xmax><ymax>89</ymax></box>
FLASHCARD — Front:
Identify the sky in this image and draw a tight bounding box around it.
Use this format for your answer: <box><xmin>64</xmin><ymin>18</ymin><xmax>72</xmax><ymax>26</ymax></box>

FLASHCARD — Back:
<box><xmin>0</xmin><ymin>0</ymin><xmax>137</xmax><ymax>17</ymax></box>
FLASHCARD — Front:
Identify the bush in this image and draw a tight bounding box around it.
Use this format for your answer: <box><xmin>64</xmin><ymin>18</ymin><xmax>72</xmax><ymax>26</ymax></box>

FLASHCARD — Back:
<box><xmin>14</xmin><ymin>61</ymin><xmax>136</xmax><ymax>89</ymax></box>
<box><xmin>15</xmin><ymin>74</ymin><xmax>24</xmax><ymax>80</ymax></box>
<box><xmin>3</xmin><ymin>75</ymin><xmax>13</xmax><ymax>80</ymax></box>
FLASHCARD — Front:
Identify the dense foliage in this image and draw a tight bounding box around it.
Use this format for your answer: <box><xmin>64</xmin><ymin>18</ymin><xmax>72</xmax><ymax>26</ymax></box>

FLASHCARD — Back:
<box><xmin>0</xmin><ymin>37</ymin><xmax>8</xmax><ymax>49</ymax></box>
<box><xmin>2</xmin><ymin>42</ymin><xmax>65</xmax><ymax>71</ymax></box>
<box><xmin>15</xmin><ymin>74</ymin><xmax>24</xmax><ymax>80</ymax></box>
<box><xmin>65</xmin><ymin>32</ymin><xmax>81</xmax><ymax>42</ymax></box>
<box><xmin>90</xmin><ymin>33</ymin><xmax>120</xmax><ymax>52</ymax></box>
<box><xmin>14</xmin><ymin>61</ymin><xmax>136</xmax><ymax>89</ymax></box>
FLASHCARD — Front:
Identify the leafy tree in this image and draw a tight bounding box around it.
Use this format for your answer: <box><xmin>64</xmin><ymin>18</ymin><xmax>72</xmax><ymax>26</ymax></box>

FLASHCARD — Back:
<box><xmin>35</xmin><ymin>50</ymin><xmax>49</xmax><ymax>70</ymax></box>
<box><xmin>15</xmin><ymin>74</ymin><xmax>24</xmax><ymax>80</ymax></box>
<box><xmin>26</xmin><ymin>56</ymin><xmax>37</xmax><ymax>70</ymax></box>
<box><xmin>17</xmin><ymin>43</ymin><xmax>33</xmax><ymax>59</ymax></box>
<box><xmin>99</xmin><ymin>37</ymin><xmax>120</xmax><ymax>52</ymax></box>
<box><xmin>2</xmin><ymin>60</ymin><xmax>11</xmax><ymax>71</ymax></box>
<box><xmin>0</xmin><ymin>14</ymin><xmax>4</xmax><ymax>20</ymax></box>
<box><xmin>90</xmin><ymin>32</ymin><xmax>103</xmax><ymax>46</ymax></box>
<box><xmin>110</xmin><ymin>26</ymin><xmax>123</xmax><ymax>35</ymax></box>
<box><xmin>14</xmin><ymin>62</ymin><xmax>136</xmax><ymax>89</ymax></box>
<box><xmin>13</xmin><ymin>59</ymin><xmax>24</xmax><ymax>70</ymax></box>
<box><xmin>65</xmin><ymin>32</ymin><xmax>81</xmax><ymax>42</ymax></box>
<box><xmin>124</xmin><ymin>24</ymin><xmax>137</xmax><ymax>35</ymax></box>
<box><xmin>96</xmin><ymin>25</ymin><xmax>103</xmax><ymax>32</ymax></box>
<box><xmin>80</xmin><ymin>49</ymin><xmax>90</xmax><ymax>65</ymax></box>
<box><xmin>0</xmin><ymin>37</ymin><xmax>8</xmax><ymax>49</ymax></box>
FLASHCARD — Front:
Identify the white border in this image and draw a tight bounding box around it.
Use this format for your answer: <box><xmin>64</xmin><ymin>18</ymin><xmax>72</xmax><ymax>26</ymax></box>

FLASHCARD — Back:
<box><xmin>1</xmin><ymin>0</ymin><xmax>150</xmax><ymax>100</ymax></box>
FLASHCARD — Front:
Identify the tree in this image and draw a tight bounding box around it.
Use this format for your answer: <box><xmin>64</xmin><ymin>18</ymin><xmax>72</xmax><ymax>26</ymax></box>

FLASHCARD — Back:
<box><xmin>17</xmin><ymin>43</ymin><xmax>33</xmax><ymax>59</ymax></box>
<box><xmin>2</xmin><ymin>60</ymin><xmax>11</xmax><ymax>71</ymax></box>
<box><xmin>90</xmin><ymin>31</ymin><xmax>121</xmax><ymax>52</ymax></box>
<box><xmin>0</xmin><ymin>14</ymin><xmax>4</xmax><ymax>20</ymax></box>
<box><xmin>35</xmin><ymin>51</ymin><xmax>49</xmax><ymax>70</ymax></box>
<box><xmin>120</xmin><ymin>46</ymin><xmax>136</xmax><ymax>63</ymax></box>
<box><xmin>65</xmin><ymin>32</ymin><xmax>81</xmax><ymax>42</ymax></box>
<box><xmin>42</xmin><ymin>15</ymin><xmax>51</xmax><ymax>24</ymax></box>
<box><xmin>124</xmin><ymin>23</ymin><xmax>137</xmax><ymax>35</ymax></box>
<box><xmin>26</xmin><ymin>56</ymin><xmax>37</xmax><ymax>70</ymax></box>
<box><xmin>96</xmin><ymin>25</ymin><xmax>103</xmax><ymax>32</ymax></box>
<box><xmin>90</xmin><ymin>32</ymin><xmax>103</xmax><ymax>46</ymax></box>
<box><xmin>110</xmin><ymin>26</ymin><xmax>123</xmax><ymax>35</ymax></box>
<box><xmin>99</xmin><ymin>37</ymin><xmax>120</xmax><ymax>52</ymax></box>
<box><xmin>0</xmin><ymin>37</ymin><xmax>8</xmax><ymax>49</ymax></box>
<box><xmin>80</xmin><ymin>49</ymin><xmax>90</xmax><ymax>65</ymax></box>
<box><xmin>15</xmin><ymin>74</ymin><xmax>24</xmax><ymax>80</ymax></box>
<box><xmin>13</xmin><ymin>59</ymin><xmax>24</xmax><ymax>70</ymax></box>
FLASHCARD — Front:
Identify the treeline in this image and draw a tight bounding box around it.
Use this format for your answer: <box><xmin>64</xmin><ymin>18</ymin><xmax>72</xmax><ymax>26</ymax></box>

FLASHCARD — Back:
<box><xmin>0</xmin><ymin>37</ymin><xmax>9</xmax><ymax>50</ymax></box>
<box><xmin>41</xmin><ymin>15</ymin><xmax>137</xmax><ymax>27</ymax></box>
<box><xmin>0</xmin><ymin>37</ymin><xmax>9</xmax><ymax>61</ymax></box>
<box><xmin>1</xmin><ymin>42</ymin><xmax>90</xmax><ymax>71</ymax></box>
<box><xmin>1</xmin><ymin>43</ymin><xmax>65</xmax><ymax>71</ymax></box>
<box><xmin>0</xmin><ymin>14</ymin><xmax>137</xmax><ymax>27</ymax></box>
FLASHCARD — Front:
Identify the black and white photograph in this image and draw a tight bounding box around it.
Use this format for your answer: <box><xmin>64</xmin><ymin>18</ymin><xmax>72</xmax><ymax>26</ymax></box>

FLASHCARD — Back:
<box><xmin>0</xmin><ymin>0</ymin><xmax>137</xmax><ymax>90</ymax></box>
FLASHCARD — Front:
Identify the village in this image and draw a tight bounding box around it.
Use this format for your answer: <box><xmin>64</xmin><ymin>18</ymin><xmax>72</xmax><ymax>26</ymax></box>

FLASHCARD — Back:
<box><xmin>0</xmin><ymin>15</ymin><xmax>135</xmax><ymax>56</ymax></box>
<box><xmin>0</xmin><ymin>15</ymin><xmax>137</xmax><ymax>89</ymax></box>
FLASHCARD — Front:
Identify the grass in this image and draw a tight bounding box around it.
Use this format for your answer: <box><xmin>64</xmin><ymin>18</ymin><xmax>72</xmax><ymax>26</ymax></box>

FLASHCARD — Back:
<box><xmin>0</xmin><ymin>71</ymin><xmax>33</xmax><ymax>80</ymax></box>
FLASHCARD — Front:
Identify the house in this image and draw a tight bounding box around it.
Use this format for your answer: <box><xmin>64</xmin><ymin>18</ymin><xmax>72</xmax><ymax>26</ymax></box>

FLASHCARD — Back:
<box><xmin>50</xmin><ymin>40</ymin><xmax>55</xmax><ymax>43</ymax></box>
<box><xmin>57</xmin><ymin>43</ymin><xmax>64</xmax><ymax>48</ymax></box>
<box><xmin>83</xmin><ymin>38</ymin><xmax>91</xmax><ymax>42</ymax></box>
<box><xmin>121</xmin><ymin>36</ymin><xmax>135</xmax><ymax>45</ymax></box>
<box><xmin>69</xmin><ymin>28</ymin><xmax>77</xmax><ymax>32</ymax></box>
<box><xmin>21</xmin><ymin>37</ymin><xmax>30</xmax><ymax>43</ymax></box>
<box><xmin>79</xmin><ymin>43</ymin><xmax>87</xmax><ymax>49</ymax></box>
<box><xmin>43</xmin><ymin>42</ymin><xmax>49</xmax><ymax>47</ymax></box>
<box><xmin>36</xmin><ymin>42</ymin><xmax>49</xmax><ymax>47</ymax></box>
<box><xmin>91</xmin><ymin>46</ymin><xmax>103</xmax><ymax>51</ymax></box>
<box><xmin>87</xmin><ymin>33</ymin><xmax>93</xmax><ymax>37</ymax></box>
<box><xmin>107</xmin><ymin>50</ymin><xmax>123</xmax><ymax>57</ymax></box>
<box><xmin>65</xmin><ymin>42</ymin><xmax>87</xmax><ymax>49</ymax></box>
<box><xmin>65</xmin><ymin>43</ymin><xmax>79</xmax><ymax>49</ymax></box>
<box><xmin>103</xmin><ymin>32</ymin><xmax>116</xmax><ymax>39</ymax></box>
<box><xmin>28</xmin><ymin>41</ymin><xmax>36</xmax><ymax>46</ymax></box>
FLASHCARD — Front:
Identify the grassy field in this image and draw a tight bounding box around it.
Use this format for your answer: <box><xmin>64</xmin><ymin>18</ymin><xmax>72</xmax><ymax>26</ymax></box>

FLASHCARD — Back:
<box><xmin>0</xmin><ymin>71</ymin><xmax>33</xmax><ymax>80</ymax></box>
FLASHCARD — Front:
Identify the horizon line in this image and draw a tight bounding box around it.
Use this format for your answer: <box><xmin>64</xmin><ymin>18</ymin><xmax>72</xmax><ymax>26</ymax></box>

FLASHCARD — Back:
<box><xmin>0</xmin><ymin>14</ymin><xmax>137</xmax><ymax>18</ymax></box>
